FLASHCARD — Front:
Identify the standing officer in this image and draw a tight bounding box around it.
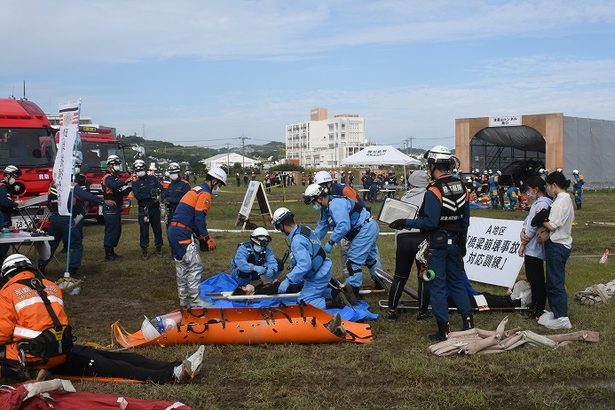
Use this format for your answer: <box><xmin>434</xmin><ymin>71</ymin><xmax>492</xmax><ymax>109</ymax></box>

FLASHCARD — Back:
<box><xmin>161</xmin><ymin>162</ymin><xmax>191</xmax><ymax>226</ymax></box>
<box><xmin>572</xmin><ymin>169</ymin><xmax>584</xmax><ymax>209</ymax></box>
<box><xmin>389</xmin><ymin>145</ymin><xmax>473</xmax><ymax>341</ymax></box>
<box><xmin>39</xmin><ymin>156</ymin><xmax>105</xmax><ymax>277</ymax></box>
<box><xmin>272</xmin><ymin>207</ymin><xmax>332</xmax><ymax>309</ymax></box>
<box><xmin>101</xmin><ymin>155</ymin><xmax>131</xmax><ymax>261</ymax></box>
<box><xmin>0</xmin><ymin>165</ymin><xmax>21</xmax><ymax>261</ymax></box>
<box><xmin>132</xmin><ymin>159</ymin><xmax>164</xmax><ymax>259</ymax></box>
<box><xmin>305</xmin><ymin>183</ymin><xmax>382</xmax><ymax>299</ymax></box>
<box><xmin>167</xmin><ymin>167</ymin><xmax>226</xmax><ymax>307</ymax></box>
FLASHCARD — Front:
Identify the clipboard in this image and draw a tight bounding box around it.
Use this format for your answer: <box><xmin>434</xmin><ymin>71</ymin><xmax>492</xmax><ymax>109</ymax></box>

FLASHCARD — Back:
<box><xmin>377</xmin><ymin>197</ymin><xmax>419</xmax><ymax>225</ymax></box>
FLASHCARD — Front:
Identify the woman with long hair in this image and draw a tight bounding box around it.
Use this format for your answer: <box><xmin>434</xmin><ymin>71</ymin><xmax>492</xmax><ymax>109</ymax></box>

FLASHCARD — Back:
<box><xmin>519</xmin><ymin>176</ymin><xmax>553</xmax><ymax>319</ymax></box>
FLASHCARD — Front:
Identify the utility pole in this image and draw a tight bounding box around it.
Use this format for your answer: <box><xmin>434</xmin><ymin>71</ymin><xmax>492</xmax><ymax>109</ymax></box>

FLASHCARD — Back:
<box><xmin>403</xmin><ymin>137</ymin><xmax>414</xmax><ymax>157</ymax></box>
<box><xmin>237</xmin><ymin>135</ymin><xmax>250</xmax><ymax>170</ymax></box>
<box><xmin>226</xmin><ymin>143</ymin><xmax>230</xmax><ymax>171</ymax></box>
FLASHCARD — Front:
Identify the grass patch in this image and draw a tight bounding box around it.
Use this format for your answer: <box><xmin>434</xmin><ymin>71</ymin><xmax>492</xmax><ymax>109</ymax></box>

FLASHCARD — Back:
<box><xmin>36</xmin><ymin>185</ymin><xmax>615</xmax><ymax>409</ymax></box>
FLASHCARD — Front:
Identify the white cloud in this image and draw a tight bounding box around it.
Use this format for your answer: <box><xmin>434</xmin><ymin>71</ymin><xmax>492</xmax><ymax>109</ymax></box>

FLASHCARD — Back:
<box><xmin>2</xmin><ymin>0</ymin><xmax>615</xmax><ymax>68</ymax></box>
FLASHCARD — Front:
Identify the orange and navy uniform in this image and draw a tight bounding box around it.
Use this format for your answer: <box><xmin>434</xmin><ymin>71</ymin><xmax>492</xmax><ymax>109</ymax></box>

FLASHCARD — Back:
<box><xmin>0</xmin><ymin>270</ymin><xmax>68</xmax><ymax>369</ymax></box>
<box><xmin>101</xmin><ymin>172</ymin><xmax>127</xmax><ymax>206</ymax></box>
<box><xmin>170</xmin><ymin>183</ymin><xmax>213</xmax><ymax>239</ymax></box>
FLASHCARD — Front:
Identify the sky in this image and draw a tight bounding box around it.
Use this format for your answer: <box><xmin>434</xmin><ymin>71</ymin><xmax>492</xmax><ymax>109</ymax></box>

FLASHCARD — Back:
<box><xmin>2</xmin><ymin>0</ymin><xmax>615</xmax><ymax>151</ymax></box>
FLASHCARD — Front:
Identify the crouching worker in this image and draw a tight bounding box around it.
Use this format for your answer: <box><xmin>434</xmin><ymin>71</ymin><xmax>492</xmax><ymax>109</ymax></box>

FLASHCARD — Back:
<box><xmin>0</xmin><ymin>254</ymin><xmax>204</xmax><ymax>383</ymax></box>
<box><xmin>231</xmin><ymin>227</ymin><xmax>281</xmax><ymax>295</ymax></box>
<box><xmin>271</xmin><ymin>207</ymin><xmax>334</xmax><ymax>309</ymax></box>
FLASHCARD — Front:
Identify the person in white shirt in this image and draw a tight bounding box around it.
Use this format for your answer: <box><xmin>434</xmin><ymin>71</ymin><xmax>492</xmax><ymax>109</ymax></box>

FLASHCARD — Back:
<box><xmin>533</xmin><ymin>171</ymin><xmax>574</xmax><ymax>329</ymax></box>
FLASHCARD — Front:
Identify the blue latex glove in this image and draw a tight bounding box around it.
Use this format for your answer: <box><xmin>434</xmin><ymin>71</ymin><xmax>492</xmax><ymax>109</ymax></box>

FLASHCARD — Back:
<box><xmin>324</xmin><ymin>241</ymin><xmax>334</xmax><ymax>253</ymax></box>
<box><xmin>278</xmin><ymin>278</ymin><xmax>290</xmax><ymax>294</ymax></box>
<box><xmin>253</xmin><ymin>265</ymin><xmax>266</xmax><ymax>274</ymax></box>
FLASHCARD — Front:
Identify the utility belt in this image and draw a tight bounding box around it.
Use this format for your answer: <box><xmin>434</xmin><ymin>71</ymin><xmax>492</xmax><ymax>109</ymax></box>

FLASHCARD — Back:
<box><xmin>16</xmin><ymin>325</ymin><xmax>73</xmax><ymax>369</ymax></box>
<box><xmin>344</xmin><ymin>218</ymin><xmax>371</xmax><ymax>242</ymax></box>
<box><xmin>169</xmin><ymin>221</ymin><xmax>192</xmax><ymax>231</ymax></box>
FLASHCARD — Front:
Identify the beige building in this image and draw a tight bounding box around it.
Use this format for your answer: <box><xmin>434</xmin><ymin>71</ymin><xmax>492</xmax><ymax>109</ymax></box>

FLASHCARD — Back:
<box><xmin>286</xmin><ymin>108</ymin><xmax>367</xmax><ymax>168</ymax></box>
<box><xmin>455</xmin><ymin>113</ymin><xmax>615</xmax><ymax>188</ymax></box>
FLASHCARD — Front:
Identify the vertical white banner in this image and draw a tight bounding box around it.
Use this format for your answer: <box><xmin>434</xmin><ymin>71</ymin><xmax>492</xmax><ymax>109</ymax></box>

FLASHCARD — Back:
<box><xmin>53</xmin><ymin>101</ymin><xmax>81</xmax><ymax>216</ymax></box>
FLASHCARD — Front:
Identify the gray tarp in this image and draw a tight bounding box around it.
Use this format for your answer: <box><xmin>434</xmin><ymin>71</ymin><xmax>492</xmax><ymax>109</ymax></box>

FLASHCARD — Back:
<box><xmin>564</xmin><ymin>116</ymin><xmax>615</xmax><ymax>189</ymax></box>
<box><xmin>474</xmin><ymin>126</ymin><xmax>545</xmax><ymax>152</ymax></box>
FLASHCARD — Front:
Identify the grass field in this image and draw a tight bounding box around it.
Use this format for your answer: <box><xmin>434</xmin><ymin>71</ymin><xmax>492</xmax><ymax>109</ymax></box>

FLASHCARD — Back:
<box><xmin>39</xmin><ymin>184</ymin><xmax>615</xmax><ymax>409</ymax></box>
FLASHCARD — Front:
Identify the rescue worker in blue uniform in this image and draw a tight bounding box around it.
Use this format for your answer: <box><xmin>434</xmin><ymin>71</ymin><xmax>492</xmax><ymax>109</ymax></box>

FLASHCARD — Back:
<box><xmin>506</xmin><ymin>183</ymin><xmax>521</xmax><ymax>210</ymax></box>
<box><xmin>230</xmin><ymin>227</ymin><xmax>280</xmax><ymax>295</ymax></box>
<box><xmin>272</xmin><ymin>207</ymin><xmax>332</xmax><ymax>309</ymax></box>
<box><xmin>132</xmin><ymin>159</ymin><xmax>164</xmax><ymax>259</ymax></box>
<box><xmin>389</xmin><ymin>145</ymin><xmax>473</xmax><ymax>341</ymax></box>
<box><xmin>0</xmin><ymin>166</ymin><xmax>22</xmax><ymax>262</ymax></box>
<box><xmin>572</xmin><ymin>169</ymin><xmax>584</xmax><ymax>209</ymax></box>
<box><xmin>167</xmin><ymin>167</ymin><xmax>226</xmax><ymax>307</ymax></box>
<box><xmin>39</xmin><ymin>156</ymin><xmax>105</xmax><ymax>277</ymax></box>
<box><xmin>101</xmin><ymin>155</ymin><xmax>131</xmax><ymax>261</ymax></box>
<box><xmin>489</xmin><ymin>171</ymin><xmax>500</xmax><ymax>209</ymax></box>
<box><xmin>161</xmin><ymin>162</ymin><xmax>191</xmax><ymax>226</ymax></box>
<box><xmin>305</xmin><ymin>183</ymin><xmax>382</xmax><ymax>299</ymax></box>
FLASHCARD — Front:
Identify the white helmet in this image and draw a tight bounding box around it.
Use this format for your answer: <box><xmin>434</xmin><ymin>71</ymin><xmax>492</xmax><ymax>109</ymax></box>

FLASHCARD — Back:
<box><xmin>303</xmin><ymin>183</ymin><xmax>326</xmax><ymax>204</ymax></box>
<box><xmin>272</xmin><ymin>207</ymin><xmax>294</xmax><ymax>231</ymax></box>
<box><xmin>133</xmin><ymin>159</ymin><xmax>146</xmax><ymax>171</ymax></box>
<box><xmin>141</xmin><ymin>316</ymin><xmax>161</xmax><ymax>341</ymax></box>
<box><xmin>106</xmin><ymin>155</ymin><xmax>121</xmax><ymax>166</ymax></box>
<box><xmin>423</xmin><ymin>145</ymin><xmax>452</xmax><ymax>165</ymax></box>
<box><xmin>556</xmin><ymin>168</ymin><xmax>563</xmax><ymax>173</ymax></box>
<box><xmin>3</xmin><ymin>165</ymin><xmax>22</xmax><ymax>178</ymax></box>
<box><xmin>453</xmin><ymin>168</ymin><xmax>458</xmax><ymax>173</ymax></box>
<box><xmin>207</xmin><ymin>167</ymin><xmax>227</xmax><ymax>186</ymax></box>
<box><xmin>1</xmin><ymin>254</ymin><xmax>33</xmax><ymax>278</ymax></box>
<box><xmin>539</xmin><ymin>168</ymin><xmax>546</xmax><ymax>174</ymax></box>
<box><xmin>250</xmin><ymin>227</ymin><xmax>271</xmax><ymax>247</ymax></box>
<box><xmin>496</xmin><ymin>170</ymin><xmax>502</xmax><ymax>176</ymax></box>
<box><xmin>168</xmin><ymin>162</ymin><xmax>181</xmax><ymax>173</ymax></box>
<box><xmin>572</xmin><ymin>169</ymin><xmax>579</xmax><ymax>175</ymax></box>
<box><xmin>314</xmin><ymin>171</ymin><xmax>333</xmax><ymax>185</ymax></box>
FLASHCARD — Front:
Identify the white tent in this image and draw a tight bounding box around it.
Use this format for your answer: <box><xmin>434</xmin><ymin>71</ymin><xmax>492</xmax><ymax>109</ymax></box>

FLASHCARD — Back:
<box><xmin>341</xmin><ymin>145</ymin><xmax>420</xmax><ymax>187</ymax></box>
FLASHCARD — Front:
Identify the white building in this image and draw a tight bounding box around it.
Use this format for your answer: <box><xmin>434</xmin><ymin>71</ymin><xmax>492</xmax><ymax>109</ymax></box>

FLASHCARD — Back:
<box><xmin>286</xmin><ymin>108</ymin><xmax>368</xmax><ymax>168</ymax></box>
<box><xmin>201</xmin><ymin>152</ymin><xmax>258</xmax><ymax>169</ymax></box>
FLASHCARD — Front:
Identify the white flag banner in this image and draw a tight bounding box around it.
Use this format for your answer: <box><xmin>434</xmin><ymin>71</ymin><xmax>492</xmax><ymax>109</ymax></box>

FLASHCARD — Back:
<box><xmin>53</xmin><ymin>101</ymin><xmax>81</xmax><ymax>216</ymax></box>
<box><xmin>463</xmin><ymin>217</ymin><xmax>524</xmax><ymax>288</ymax></box>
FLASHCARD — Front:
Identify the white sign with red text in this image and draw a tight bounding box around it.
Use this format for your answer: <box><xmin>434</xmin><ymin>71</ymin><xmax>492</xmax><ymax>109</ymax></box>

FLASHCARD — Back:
<box><xmin>53</xmin><ymin>101</ymin><xmax>80</xmax><ymax>216</ymax></box>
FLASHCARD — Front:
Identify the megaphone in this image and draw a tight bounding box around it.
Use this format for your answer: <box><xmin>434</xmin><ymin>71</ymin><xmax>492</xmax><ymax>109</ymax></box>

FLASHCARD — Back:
<box><xmin>9</xmin><ymin>181</ymin><xmax>26</xmax><ymax>196</ymax></box>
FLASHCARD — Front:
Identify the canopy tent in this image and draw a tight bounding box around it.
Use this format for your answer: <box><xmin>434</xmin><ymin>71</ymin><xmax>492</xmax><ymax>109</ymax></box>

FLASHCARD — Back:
<box><xmin>341</xmin><ymin>145</ymin><xmax>420</xmax><ymax>187</ymax></box>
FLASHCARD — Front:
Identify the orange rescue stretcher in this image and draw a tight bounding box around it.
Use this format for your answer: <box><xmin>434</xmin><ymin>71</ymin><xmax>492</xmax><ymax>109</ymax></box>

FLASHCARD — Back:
<box><xmin>112</xmin><ymin>304</ymin><xmax>373</xmax><ymax>348</ymax></box>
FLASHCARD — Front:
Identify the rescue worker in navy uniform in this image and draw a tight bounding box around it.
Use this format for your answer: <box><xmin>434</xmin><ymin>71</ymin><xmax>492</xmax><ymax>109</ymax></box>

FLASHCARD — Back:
<box><xmin>272</xmin><ymin>207</ymin><xmax>333</xmax><ymax>309</ymax></box>
<box><xmin>0</xmin><ymin>166</ymin><xmax>21</xmax><ymax>262</ymax></box>
<box><xmin>0</xmin><ymin>254</ymin><xmax>205</xmax><ymax>383</ymax></box>
<box><xmin>161</xmin><ymin>162</ymin><xmax>191</xmax><ymax>226</ymax></box>
<box><xmin>389</xmin><ymin>145</ymin><xmax>473</xmax><ymax>341</ymax></box>
<box><xmin>167</xmin><ymin>167</ymin><xmax>226</xmax><ymax>307</ymax></box>
<box><xmin>101</xmin><ymin>155</ymin><xmax>131</xmax><ymax>261</ymax></box>
<box><xmin>230</xmin><ymin>227</ymin><xmax>281</xmax><ymax>295</ymax></box>
<box><xmin>132</xmin><ymin>159</ymin><xmax>164</xmax><ymax>259</ymax></box>
<box><xmin>38</xmin><ymin>156</ymin><xmax>105</xmax><ymax>277</ymax></box>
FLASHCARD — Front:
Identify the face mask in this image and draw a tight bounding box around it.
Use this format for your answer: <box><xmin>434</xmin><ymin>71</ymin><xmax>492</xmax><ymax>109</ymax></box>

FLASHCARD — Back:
<box><xmin>137</xmin><ymin>171</ymin><xmax>146</xmax><ymax>177</ymax></box>
<box><xmin>113</xmin><ymin>165</ymin><xmax>122</xmax><ymax>172</ymax></box>
<box><xmin>74</xmin><ymin>167</ymin><xmax>81</xmax><ymax>174</ymax></box>
<box><xmin>253</xmin><ymin>245</ymin><xmax>264</xmax><ymax>253</ymax></box>
<box><xmin>212</xmin><ymin>186</ymin><xmax>221</xmax><ymax>196</ymax></box>
<box><xmin>170</xmin><ymin>173</ymin><xmax>179</xmax><ymax>181</ymax></box>
<box><xmin>312</xmin><ymin>203</ymin><xmax>321</xmax><ymax>211</ymax></box>
<box><xmin>8</xmin><ymin>177</ymin><xmax>15</xmax><ymax>185</ymax></box>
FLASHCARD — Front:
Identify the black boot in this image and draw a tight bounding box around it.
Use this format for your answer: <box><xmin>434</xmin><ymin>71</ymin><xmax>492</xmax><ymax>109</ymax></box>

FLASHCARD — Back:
<box><xmin>342</xmin><ymin>283</ymin><xmax>358</xmax><ymax>305</ymax></box>
<box><xmin>416</xmin><ymin>310</ymin><xmax>432</xmax><ymax>321</ymax></box>
<box><xmin>104</xmin><ymin>246</ymin><xmax>115</xmax><ymax>261</ymax></box>
<box><xmin>111</xmin><ymin>248</ymin><xmax>122</xmax><ymax>259</ymax></box>
<box><xmin>155</xmin><ymin>247</ymin><xmax>163</xmax><ymax>256</ymax></box>
<box><xmin>462</xmin><ymin>314</ymin><xmax>475</xmax><ymax>331</ymax></box>
<box><xmin>372</xmin><ymin>275</ymin><xmax>386</xmax><ymax>290</ymax></box>
<box><xmin>68</xmin><ymin>266</ymin><xmax>81</xmax><ymax>278</ymax></box>
<box><xmin>387</xmin><ymin>309</ymin><xmax>399</xmax><ymax>321</ymax></box>
<box><xmin>429</xmin><ymin>321</ymin><xmax>450</xmax><ymax>342</ymax></box>
<box><xmin>141</xmin><ymin>247</ymin><xmax>148</xmax><ymax>260</ymax></box>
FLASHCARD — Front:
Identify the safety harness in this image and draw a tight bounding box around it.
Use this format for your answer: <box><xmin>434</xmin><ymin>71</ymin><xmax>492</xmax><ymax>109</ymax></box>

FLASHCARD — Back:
<box><xmin>297</xmin><ymin>225</ymin><xmax>326</xmax><ymax>272</ymax></box>
<box><xmin>14</xmin><ymin>278</ymin><xmax>73</xmax><ymax>369</ymax></box>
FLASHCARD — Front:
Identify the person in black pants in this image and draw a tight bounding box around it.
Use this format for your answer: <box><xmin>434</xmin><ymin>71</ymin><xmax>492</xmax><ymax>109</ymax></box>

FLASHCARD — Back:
<box><xmin>519</xmin><ymin>176</ymin><xmax>553</xmax><ymax>320</ymax></box>
<box><xmin>387</xmin><ymin>171</ymin><xmax>429</xmax><ymax>320</ymax></box>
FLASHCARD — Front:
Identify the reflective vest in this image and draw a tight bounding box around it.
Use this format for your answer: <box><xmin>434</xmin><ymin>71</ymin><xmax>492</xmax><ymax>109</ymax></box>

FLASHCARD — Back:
<box><xmin>0</xmin><ymin>271</ymin><xmax>71</xmax><ymax>369</ymax></box>
<box><xmin>428</xmin><ymin>174</ymin><xmax>467</xmax><ymax>233</ymax></box>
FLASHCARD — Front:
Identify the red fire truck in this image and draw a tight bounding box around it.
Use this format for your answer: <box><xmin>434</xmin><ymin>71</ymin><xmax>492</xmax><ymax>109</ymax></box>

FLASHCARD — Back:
<box><xmin>0</xmin><ymin>98</ymin><xmax>55</xmax><ymax>228</ymax></box>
